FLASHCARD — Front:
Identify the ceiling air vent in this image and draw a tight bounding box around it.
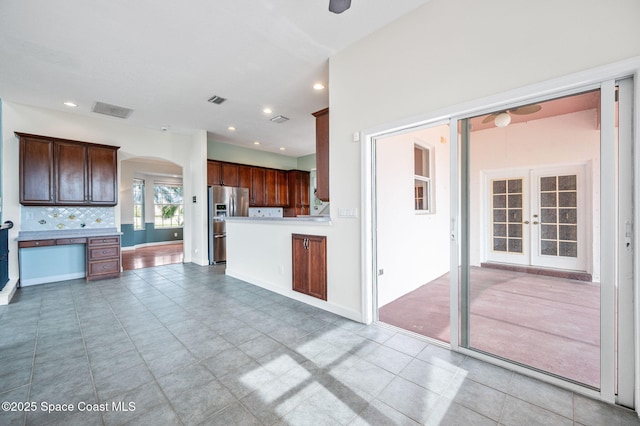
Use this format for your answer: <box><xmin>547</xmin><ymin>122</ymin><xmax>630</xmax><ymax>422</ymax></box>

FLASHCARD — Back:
<box><xmin>92</xmin><ymin>102</ymin><xmax>133</xmax><ymax>119</ymax></box>
<box><xmin>207</xmin><ymin>95</ymin><xmax>227</xmax><ymax>105</ymax></box>
<box><xmin>270</xmin><ymin>115</ymin><xmax>289</xmax><ymax>124</ymax></box>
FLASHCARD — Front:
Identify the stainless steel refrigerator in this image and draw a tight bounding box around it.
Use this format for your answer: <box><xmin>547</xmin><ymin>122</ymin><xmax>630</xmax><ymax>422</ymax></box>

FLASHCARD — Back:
<box><xmin>208</xmin><ymin>186</ymin><xmax>249</xmax><ymax>264</ymax></box>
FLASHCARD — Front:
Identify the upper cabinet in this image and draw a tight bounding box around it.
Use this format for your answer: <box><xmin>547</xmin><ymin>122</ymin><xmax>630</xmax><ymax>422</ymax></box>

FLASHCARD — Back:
<box><xmin>17</xmin><ymin>133</ymin><xmax>119</xmax><ymax>206</ymax></box>
<box><xmin>19</xmin><ymin>135</ymin><xmax>55</xmax><ymax>205</ymax></box>
<box><xmin>207</xmin><ymin>160</ymin><xmax>241</xmax><ymax>187</ymax></box>
<box><xmin>312</xmin><ymin>108</ymin><xmax>329</xmax><ymax>202</ymax></box>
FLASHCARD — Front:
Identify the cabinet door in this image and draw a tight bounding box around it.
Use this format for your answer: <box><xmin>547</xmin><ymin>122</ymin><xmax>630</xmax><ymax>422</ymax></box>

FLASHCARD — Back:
<box><xmin>264</xmin><ymin>169</ymin><xmax>278</xmax><ymax>206</ymax></box>
<box><xmin>221</xmin><ymin>163</ymin><xmax>239</xmax><ymax>187</ymax></box>
<box><xmin>87</xmin><ymin>146</ymin><xmax>118</xmax><ymax>205</ymax></box>
<box><xmin>238</xmin><ymin>165</ymin><xmax>252</xmax><ymax>191</ymax></box>
<box><xmin>298</xmin><ymin>172</ymin><xmax>310</xmax><ymax>207</ymax></box>
<box><xmin>292</xmin><ymin>234</ymin><xmax>310</xmax><ymax>295</ymax></box>
<box><xmin>207</xmin><ymin>161</ymin><xmax>221</xmax><ymax>186</ymax></box>
<box><xmin>291</xmin><ymin>234</ymin><xmax>327</xmax><ymax>301</ymax></box>
<box><xmin>313</xmin><ymin>108</ymin><xmax>330</xmax><ymax>202</ymax></box>
<box><xmin>251</xmin><ymin>168</ymin><xmax>266</xmax><ymax>206</ymax></box>
<box><xmin>20</xmin><ymin>136</ymin><xmax>54</xmax><ymax>205</ymax></box>
<box><xmin>307</xmin><ymin>235</ymin><xmax>327</xmax><ymax>300</ymax></box>
<box><xmin>56</xmin><ymin>141</ymin><xmax>87</xmax><ymax>204</ymax></box>
<box><xmin>276</xmin><ymin>170</ymin><xmax>289</xmax><ymax>206</ymax></box>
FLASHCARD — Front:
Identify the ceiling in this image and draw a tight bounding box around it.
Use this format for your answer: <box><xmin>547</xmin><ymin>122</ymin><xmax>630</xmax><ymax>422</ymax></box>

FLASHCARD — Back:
<box><xmin>0</xmin><ymin>0</ymin><xmax>431</xmax><ymax>157</ymax></box>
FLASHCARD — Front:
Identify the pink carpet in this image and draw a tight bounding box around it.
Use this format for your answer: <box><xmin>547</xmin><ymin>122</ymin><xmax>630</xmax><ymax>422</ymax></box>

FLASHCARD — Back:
<box><xmin>379</xmin><ymin>267</ymin><xmax>600</xmax><ymax>387</ymax></box>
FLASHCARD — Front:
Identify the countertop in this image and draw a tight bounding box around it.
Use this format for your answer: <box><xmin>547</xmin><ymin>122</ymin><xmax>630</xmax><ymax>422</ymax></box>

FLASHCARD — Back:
<box><xmin>225</xmin><ymin>216</ymin><xmax>331</xmax><ymax>224</ymax></box>
<box><xmin>16</xmin><ymin>228</ymin><xmax>122</xmax><ymax>241</ymax></box>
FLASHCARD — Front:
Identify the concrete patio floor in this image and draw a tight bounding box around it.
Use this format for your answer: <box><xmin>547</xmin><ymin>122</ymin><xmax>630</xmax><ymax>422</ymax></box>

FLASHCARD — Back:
<box><xmin>379</xmin><ymin>267</ymin><xmax>600</xmax><ymax>388</ymax></box>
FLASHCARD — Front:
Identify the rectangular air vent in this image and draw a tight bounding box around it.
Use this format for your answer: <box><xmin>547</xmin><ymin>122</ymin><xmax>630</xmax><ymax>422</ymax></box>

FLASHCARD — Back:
<box><xmin>270</xmin><ymin>115</ymin><xmax>289</xmax><ymax>124</ymax></box>
<box><xmin>207</xmin><ymin>95</ymin><xmax>227</xmax><ymax>105</ymax></box>
<box><xmin>92</xmin><ymin>102</ymin><xmax>133</xmax><ymax>119</ymax></box>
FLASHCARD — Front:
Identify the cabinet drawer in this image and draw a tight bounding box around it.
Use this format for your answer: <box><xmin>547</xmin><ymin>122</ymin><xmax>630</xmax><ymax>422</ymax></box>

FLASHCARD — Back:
<box><xmin>88</xmin><ymin>246</ymin><xmax>120</xmax><ymax>260</ymax></box>
<box><xmin>18</xmin><ymin>240</ymin><xmax>55</xmax><ymax>248</ymax></box>
<box><xmin>88</xmin><ymin>236</ymin><xmax>120</xmax><ymax>246</ymax></box>
<box><xmin>56</xmin><ymin>238</ymin><xmax>87</xmax><ymax>245</ymax></box>
<box><xmin>87</xmin><ymin>259</ymin><xmax>120</xmax><ymax>276</ymax></box>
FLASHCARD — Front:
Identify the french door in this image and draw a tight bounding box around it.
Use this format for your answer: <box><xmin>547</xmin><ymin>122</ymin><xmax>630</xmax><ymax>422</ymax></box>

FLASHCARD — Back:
<box><xmin>486</xmin><ymin>165</ymin><xmax>588</xmax><ymax>272</ymax></box>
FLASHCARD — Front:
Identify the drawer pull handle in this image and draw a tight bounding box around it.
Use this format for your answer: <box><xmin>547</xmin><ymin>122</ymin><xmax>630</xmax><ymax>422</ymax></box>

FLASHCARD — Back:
<box><xmin>102</xmin><ymin>250</ymin><xmax>107</xmax><ymax>254</ymax></box>
<box><xmin>35</xmin><ymin>242</ymin><xmax>39</xmax><ymax>245</ymax></box>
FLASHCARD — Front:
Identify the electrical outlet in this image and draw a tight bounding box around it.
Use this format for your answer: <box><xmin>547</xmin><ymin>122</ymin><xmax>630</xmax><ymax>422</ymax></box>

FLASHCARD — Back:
<box><xmin>279</xmin><ymin>266</ymin><xmax>285</xmax><ymax>275</ymax></box>
<box><xmin>174</xmin><ymin>232</ymin><xmax>178</xmax><ymax>237</ymax></box>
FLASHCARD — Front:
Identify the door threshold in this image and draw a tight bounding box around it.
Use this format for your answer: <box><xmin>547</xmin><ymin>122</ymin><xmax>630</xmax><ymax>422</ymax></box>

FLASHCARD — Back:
<box><xmin>480</xmin><ymin>262</ymin><xmax>592</xmax><ymax>282</ymax></box>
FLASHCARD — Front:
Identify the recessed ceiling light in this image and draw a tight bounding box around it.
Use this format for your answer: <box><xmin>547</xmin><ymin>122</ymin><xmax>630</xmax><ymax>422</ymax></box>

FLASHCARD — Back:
<box><xmin>279</xmin><ymin>147</ymin><xmax>286</xmax><ymax>151</ymax></box>
<box><xmin>227</xmin><ymin>126</ymin><xmax>236</xmax><ymax>131</ymax></box>
<box><xmin>64</xmin><ymin>101</ymin><xmax>77</xmax><ymax>107</ymax></box>
<box><xmin>263</xmin><ymin>108</ymin><xmax>272</xmax><ymax>114</ymax></box>
<box><xmin>313</xmin><ymin>83</ymin><xmax>325</xmax><ymax>91</ymax></box>
<box><xmin>253</xmin><ymin>141</ymin><xmax>261</xmax><ymax>145</ymax></box>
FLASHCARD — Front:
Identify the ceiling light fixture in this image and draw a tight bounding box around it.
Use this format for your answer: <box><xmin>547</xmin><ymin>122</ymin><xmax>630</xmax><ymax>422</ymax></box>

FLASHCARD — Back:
<box><xmin>329</xmin><ymin>0</ymin><xmax>351</xmax><ymax>14</ymax></box>
<box><xmin>63</xmin><ymin>101</ymin><xmax>77</xmax><ymax>107</ymax></box>
<box><xmin>279</xmin><ymin>147</ymin><xmax>286</xmax><ymax>151</ymax></box>
<box><xmin>253</xmin><ymin>141</ymin><xmax>261</xmax><ymax>145</ymax></box>
<box><xmin>227</xmin><ymin>126</ymin><xmax>236</xmax><ymax>131</ymax></box>
<box><xmin>494</xmin><ymin>112</ymin><xmax>511</xmax><ymax>128</ymax></box>
<box><xmin>263</xmin><ymin>108</ymin><xmax>272</xmax><ymax>114</ymax></box>
<box><xmin>313</xmin><ymin>83</ymin><xmax>325</xmax><ymax>91</ymax></box>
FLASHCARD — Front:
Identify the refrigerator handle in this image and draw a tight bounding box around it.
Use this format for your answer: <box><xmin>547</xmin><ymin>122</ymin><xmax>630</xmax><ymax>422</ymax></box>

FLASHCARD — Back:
<box><xmin>230</xmin><ymin>195</ymin><xmax>235</xmax><ymax>216</ymax></box>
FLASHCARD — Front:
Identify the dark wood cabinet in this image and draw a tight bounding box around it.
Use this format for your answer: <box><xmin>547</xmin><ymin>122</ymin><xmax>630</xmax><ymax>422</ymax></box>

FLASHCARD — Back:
<box><xmin>264</xmin><ymin>169</ymin><xmax>277</xmax><ymax>206</ymax></box>
<box><xmin>207</xmin><ymin>159</ymin><xmax>299</xmax><ymax>208</ymax></box>
<box><xmin>285</xmin><ymin>170</ymin><xmax>310</xmax><ymax>217</ymax></box>
<box><xmin>251</xmin><ymin>167</ymin><xmax>266</xmax><ymax>206</ymax></box>
<box><xmin>19</xmin><ymin>136</ymin><xmax>54</xmax><ymax>205</ymax></box>
<box><xmin>238</xmin><ymin>165</ymin><xmax>252</xmax><ymax>190</ymax></box>
<box><xmin>17</xmin><ymin>133</ymin><xmax>119</xmax><ymax>207</ymax></box>
<box><xmin>312</xmin><ymin>108</ymin><xmax>329</xmax><ymax>202</ymax></box>
<box><xmin>292</xmin><ymin>234</ymin><xmax>327</xmax><ymax>300</ymax></box>
<box><xmin>87</xmin><ymin>146</ymin><xmax>118</xmax><ymax>205</ymax></box>
<box><xmin>276</xmin><ymin>170</ymin><xmax>289</xmax><ymax>207</ymax></box>
<box><xmin>207</xmin><ymin>161</ymin><xmax>221</xmax><ymax>186</ymax></box>
<box><xmin>86</xmin><ymin>235</ymin><xmax>121</xmax><ymax>281</ymax></box>
<box><xmin>207</xmin><ymin>160</ymin><xmax>240</xmax><ymax>187</ymax></box>
<box><xmin>56</xmin><ymin>141</ymin><xmax>87</xmax><ymax>204</ymax></box>
<box><xmin>221</xmin><ymin>163</ymin><xmax>239</xmax><ymax>187</ymax></box>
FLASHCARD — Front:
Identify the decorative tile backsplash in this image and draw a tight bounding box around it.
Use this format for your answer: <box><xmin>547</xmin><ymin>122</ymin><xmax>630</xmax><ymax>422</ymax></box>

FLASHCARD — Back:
<box><xmin>20</xmin><ymin>207</ymin><xmax>115</xmax><ymax>231</ymax></box>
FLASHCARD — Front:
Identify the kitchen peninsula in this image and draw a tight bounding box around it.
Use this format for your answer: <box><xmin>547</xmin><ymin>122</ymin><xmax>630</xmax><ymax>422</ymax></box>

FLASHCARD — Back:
<box><xmin>224</xmin><ymin>214</ymin><xmax>359</xmax><ymax>322</ymax></box>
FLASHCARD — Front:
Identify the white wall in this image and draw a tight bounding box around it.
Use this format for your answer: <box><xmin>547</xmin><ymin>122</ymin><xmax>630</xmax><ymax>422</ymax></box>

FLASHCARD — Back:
<box><xmin>2</xmin><ymin>102</ymin><xmax>209</xmax><ymax>279</ymax></box>
<box><xmin>329</xmin><ymin>0</ymin><xmax>640</xmax><ymax>321</ymax></box>
<box><xmin>376</xmin><ymin>125</ymin><xmax>450</xmax><ymax>306</ymax></box>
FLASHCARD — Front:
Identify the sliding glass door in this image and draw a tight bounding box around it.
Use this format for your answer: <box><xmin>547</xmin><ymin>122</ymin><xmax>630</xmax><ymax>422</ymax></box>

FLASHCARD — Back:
<box><xmin>457</xmin><ymin>79</ymin><xmax>633</xmax><ymax>399</ymax></box>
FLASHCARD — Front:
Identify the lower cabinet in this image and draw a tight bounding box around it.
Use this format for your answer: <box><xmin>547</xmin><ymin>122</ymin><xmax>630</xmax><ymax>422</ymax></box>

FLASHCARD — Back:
<box><xmin>292</xmin><ymin>234</ymin><xmax>327</xmax><ymax>300</ymax></box>
<box><xmin>87</xmin><ymin>236</ymin><xmax>121</xmax><ymax>281</ymax></box>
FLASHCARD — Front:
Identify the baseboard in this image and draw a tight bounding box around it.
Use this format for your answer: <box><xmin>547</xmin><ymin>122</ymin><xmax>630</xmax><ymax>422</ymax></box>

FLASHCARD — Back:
<box><xmin>121</xmin><ymin>241</ymin><xmax>183</xmax><ymax>251</ymax></box>
<box><xmin>480</xmin><ymin>262</ymin><xmax>592</xmax><ymax>282</ymax></box>
<box><xmin>226</xmin><ymin>269</ymin><xmax>363</xmax><ymax>322</ymax></box>
<box><xmin>20</xmin><ymin>272</ymin><xmax>86</xmax><ymax>286</ymax></box>
<box><xmin>0</xmin><ymin>279</ymin><xmax>18</xmax><ymax>305</ymax></box>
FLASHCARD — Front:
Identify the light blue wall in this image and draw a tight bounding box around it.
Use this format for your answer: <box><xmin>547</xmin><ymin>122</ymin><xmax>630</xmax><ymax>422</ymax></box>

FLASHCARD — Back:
<box><xmin>207</xmin><ymin>139</ymin><xmax>316</xmax><ymax>171</ymax></box>
<box><xmin>19</xmin><ymin>245</ymin><xmax>86</xmax><ymax>285</ymax></box>
<box><xmin>121</xmin><ymin>223</ymin><xmax>183</xmax><ymax>248</ymax></box>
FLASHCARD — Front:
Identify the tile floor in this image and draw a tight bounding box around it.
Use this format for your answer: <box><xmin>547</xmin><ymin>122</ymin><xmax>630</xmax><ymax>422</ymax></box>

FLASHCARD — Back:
<box><xmin>0</xmin><ymin>263</ymin><xmax>638</xmax><ymax>425</ymax></box>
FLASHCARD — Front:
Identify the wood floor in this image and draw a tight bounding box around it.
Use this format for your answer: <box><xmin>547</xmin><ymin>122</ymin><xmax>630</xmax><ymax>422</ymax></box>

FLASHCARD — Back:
<box><xmin>121</xmin><ymin>243</ymin><xmax>184</xmax><ymax>270</ymax></box>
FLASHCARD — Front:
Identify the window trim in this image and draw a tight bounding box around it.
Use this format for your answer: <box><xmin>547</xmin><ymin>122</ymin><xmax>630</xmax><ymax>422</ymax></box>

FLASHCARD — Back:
<box><xmin>153</xmin><ymin>182</ymin><xmax>184</xmax><ymax>229</ymax></box>
<box><xmin>414</xmin><ymin>143</ymin><xmax>434</xmax><ymax>214</ymax></box>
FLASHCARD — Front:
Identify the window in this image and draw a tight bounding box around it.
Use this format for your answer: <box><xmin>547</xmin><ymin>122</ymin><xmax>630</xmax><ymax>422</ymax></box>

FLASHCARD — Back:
<box><xmin>133</xmin><ymin>178</ymin><xmax>145</xmax><ymax>230</ymax></box>
<box><xmin>154</xmin><ymin>183</ymin><xmax>183</xmax><ymax>228</ymax></box>
<box><xmin>414</xmin><ymin>144</ymin><xmax>433</xmax><ymax>212</ymax></box>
